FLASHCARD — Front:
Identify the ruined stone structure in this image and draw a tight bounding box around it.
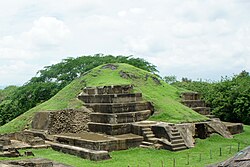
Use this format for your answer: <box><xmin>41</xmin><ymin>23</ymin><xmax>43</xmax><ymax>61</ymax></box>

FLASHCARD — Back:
<box><xmin>181</xmin><ymin>92</ymin><xmax>211</xmax><ymax>116</ymax></box>
<box><xmin>181</xmin><ymin>92</ymin><xmax>243</xmax><ymax>136</ymax></box>
<box><xmin>0</xmin><ymin>158</ymin><xmax>72</xmax><ymax>167</ymax></box>
<box><xmin>132</xmin><ymin>121</ymin><xmax>189</xmax><ymax>150</ymax></box>
<box><xmin>1</xmin><ymin>85</ymin><xmax>243</xmax><ymax>162</ymax></box>
<box><xmin>32</xmin><ymin>109</ymin><xmax>91</xmax><ymax>134</ymax></box>
<box><xmin>0</xmin><ymin>132</ymin><xmax>48</xmax><ymax>158</ymax></box>
<box><xmin>78</xmin><ymin>85</ymin><xmax>153</xmax><ymax>135</ymax></box>
<box><xmin>27</xmin><ymin>85</ymin><xmax>155</xmax><ymax>161</ymax></box>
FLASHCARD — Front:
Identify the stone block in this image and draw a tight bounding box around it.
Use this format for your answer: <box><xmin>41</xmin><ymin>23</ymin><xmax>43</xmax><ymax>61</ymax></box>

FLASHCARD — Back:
<box><xmin>83</xmin><ymin>85</ymin><xmax>133</xmax><ymax>95</ymax></box>
<box><xmin>31</xmin><ymin>109</ymin><xmax>91</xmax><ymax>134</ymax></box>
<box><xmin>90</xmin><ymin>110</ymin><xmax>152</xmax><ymax>124</ymax></box>
<box><xmin>181</xmin><ymin>100</ymin><xmax>206</xmax><ymax>108</ymax></box>
<box><xmin>181</xmin><ymin>92</ymin><xmax>201</xmax><ymax>100</ymax></box>
<box><xmin>88</xmin><ymin>122</ymin><xmax>131</xmax><ymax>135</ymax></box>
<box><xmin>192</xmin><ymin>107</ymin><xmax>210</xmax><ymax>115</ymax></box>
<box><xmin>0</xmin><ymin>158</ymin><xmax>55</xmax><ymax>167</ymax></box>
<box><xmin>31</xmin><ymin>112</ymin><xmax>50</xmax><ymax>130</ymax></box>
<box><xmin>223</xmin><ymin>122</ymin><xmax>243</xmax><ymax>135</ymax></box>
<box><xmin>29</xmin><ymin>137</ymin><xmax>45</xmax><ymax>146</ymax></box>
<box><xmin>152</xmin><ymin>124</ymin><xmax>171</xmax><ymax>141</ymax></box>
<box><xmin>85</xmin><ymin>101</ymin><xmax>152</xmax><ymax>113</ymax></box>
<box><xmin>78</xmin><ymin>93</ymin><xmax>142</xmax><ymax>103</ymax></box>
<box><xmin>0</xmin><ymin>137</ymin><xmax>11</xmax><ymax>146</ymax></box>
<box><xmin>48</xmin><ymin>141</ymin><xmax>111</xmax><ymax>161</ymax></box>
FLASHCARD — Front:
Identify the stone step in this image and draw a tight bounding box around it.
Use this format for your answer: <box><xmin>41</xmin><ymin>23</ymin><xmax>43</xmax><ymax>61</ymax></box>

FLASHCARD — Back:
<box><xmin>141</xmin><ymin>141</ymin><xmax>154</xmax><ymax>146</ymax></box>
<box><xmin>172</xmin><ymin>145</ymin><xmax>187</xmax><ymax>151</ymax></box>
<box><xmin>171</xmin><ymin>143</ymin><xmax>186</xmax><ymax>148</ymax></box>
<box><xmin>170</xmin><ymin>136</ymin><xmax>182</xmax><ymax>140</ymax></box>
<box><xmin>85</xmin><ymin>101</ymin><xmax>152</xmax><ymax>113</ymax></box>
<box><xmin>46</xmin><ymin>141</ymin><xmax>110</xmax><ymax>161</ymax></box>
<box><xmin>78</xmin><ymin>93</ymin><xmax>143</xmax><ymax>103</ymax></box>
<box><xmin>171</xmin><ymin>132</ymin><xmax>181</xmax><ymax>136</ymax></box>
<box><xmin>88</xmin><ymin>122</ymin><xmax>131</xmax><ymax>135</ymax></box>
<box><xmin>154</xmin><ymin>143</ymin><xmax>163</xmax><ymax>149</ymax></box>
<box><xmin>29</xmin><ymin>137</ymin><xmax>45</xmax><ymax>146</ymax></box>
<box><xmin>90</xmin><ymin>110</ymin><xmax>152</xmax><ymax>124</ymax></box>
<box><xmin>143</xmin><ymin>131</ymin><xmax>153</xmax><ymax>135</ymax></box>
<box><xmin>145</xmin><ymin>134</ymin><xmax>155</xmax><ymax>138</ymax></box>
<box><xmin>181</xmin><ymin>92</ymin><xmax>201</xmax><ymax>101</ymax></box>
<box><xmin>32</xmin><ymin>144</ymin><xmax>50</xmax><ymax>149</ymax></box>
<box><xmin>171</xmin><ymin>139</ymin><xmax>185</xmax><ymax>144</ymax></box>
<box><xmin>147</xmin><ymin>138</ymin><xmax>158</xmax><ymax>143</ymax></box>
<box><xmin>139</xmin><ymin>145</ymin><xmax>153</xmax><ymax>149</ymax></box>
<box><xmin>142</xmin><ymin>127</ymin><xmax>151</xmax><ymax>131</ymax></box>
<box><xmin>181</xmin><ymin>100</ymin><xmax>206</xmax><ymax>108</ymax></box>
<box><xmin>192</xmin><ymin>107</ymin><xmax>211</xmax><ymax>115</ymax></box>
<box><xmin>24</xmin><ymin>129</ymin><xmax>52</xmax><ymax>141</ymax></box>
<box><xmin>83</xmin><ymin>85</ymin><xmax>133</xmax><ymax>95</ymax></box>
<box><xmin>53</xmin><ymin>133</ymin><xmax>142</xmax><ymax>152</ymax></box>
<box><xmin>171</xmin><ymin>129</ymin><xmax>179</xmax><ymax>133</ymax></box>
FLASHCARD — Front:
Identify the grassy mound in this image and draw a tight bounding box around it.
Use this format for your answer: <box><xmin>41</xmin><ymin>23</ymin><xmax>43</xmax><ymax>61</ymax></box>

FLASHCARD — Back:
<box><xmin>0</xmin><ymin>63</ymin><xmax>207</xmax><ymax>133</ymax></box>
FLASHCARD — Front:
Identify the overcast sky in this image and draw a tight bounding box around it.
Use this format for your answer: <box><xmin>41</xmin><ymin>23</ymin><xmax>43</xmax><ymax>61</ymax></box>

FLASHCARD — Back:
<box><xmin>0</xmin><ymin>0</ymin><xmax>250</xmax><ymax>86</ymax></box>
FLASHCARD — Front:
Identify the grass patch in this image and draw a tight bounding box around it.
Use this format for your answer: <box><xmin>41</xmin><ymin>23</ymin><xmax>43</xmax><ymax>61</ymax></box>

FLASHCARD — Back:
<box><xmin>1</xmin><ymin>125</ymin><xmax>249</xmax><ymax>167</ymax></box>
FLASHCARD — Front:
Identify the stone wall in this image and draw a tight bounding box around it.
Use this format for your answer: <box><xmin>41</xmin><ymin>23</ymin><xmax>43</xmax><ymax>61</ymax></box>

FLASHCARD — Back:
<box><xmin>32</xmin><ymin>108</ymin><xmax>91</xmax><ymax>134</ymax></box>
<box><xmin>181</xmin><ymin>92</ymin><xmax>201</xmax><ymax>100</ymax></box>
<box><xmin>223</xmin><ymin>122</ymin><xmax>243</xmax><ymax>135</ymax></box>
<box><xmin>83</xmin><ymin>85</ymin><xmax>133</xmax><ymax>95</ymax></box>
<box><xmin>175</xmin><ymin>123</ymin><xmax>196</xmax><ymax>148</ymax></box>
<box><xmin>0</xmin><ymin>158</ymin><xmax>72</xmax><ymax>167</ymax></box>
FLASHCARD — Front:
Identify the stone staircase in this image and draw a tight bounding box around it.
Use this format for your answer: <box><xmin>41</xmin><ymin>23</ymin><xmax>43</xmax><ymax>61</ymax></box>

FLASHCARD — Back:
<box><xmin>167</xmin><ymin>125</ymin><xmax>187</xmax><ymax>151</ymax></box>
<box><xmin>152</xmin><ymin>123</ymin><xmax>188</xmax><ymax>151</ymax></box>
<box><xmin>181</xmin><ymin>92</ymin><xmax>212</xmax><ymax>117</ymax></box>
<box><xmin>139</xmin><ymin>126</ymin><xmax>162</xmax><ymax>149</ymax></box>
<box><xmin>78</xmin><ymin>85</ymin><xmax>154</xmax><ymax>135</ymax></box>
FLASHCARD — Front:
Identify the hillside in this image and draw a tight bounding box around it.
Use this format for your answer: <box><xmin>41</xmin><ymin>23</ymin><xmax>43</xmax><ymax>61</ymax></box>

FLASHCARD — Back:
<box><xmin>0</xmin><ymin>63</ymin><xmax>207</xmax><ymax>134</ymax></box>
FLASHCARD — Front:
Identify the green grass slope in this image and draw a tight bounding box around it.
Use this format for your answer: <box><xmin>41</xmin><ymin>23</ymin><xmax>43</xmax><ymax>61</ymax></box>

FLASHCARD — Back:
<box><xmin>0</xmin><ymin>63</ymin><xmax>207</xmax><ymax>133</ymax></box>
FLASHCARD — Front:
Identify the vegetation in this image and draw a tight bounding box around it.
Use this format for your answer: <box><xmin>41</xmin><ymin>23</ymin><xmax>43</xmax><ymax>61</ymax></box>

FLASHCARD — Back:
<box><xmin>0</xmin><ymin>63</ymin><xmax>207</xmax><ymax>134</ymax></box>
<box><xmin>172</xmin><ymin>70</ymin><xmax>250</xmax><ymax>124</ymax></box>
<box><xmin>0</xmin><ymin>86</ymin><xmax>18</xmax><ymax>103</ymax></box>
<box><xmin>1</xmin><ymin>125</ymin><xmax>249</xmax><ymax>166</ymax></box>
<box><xmin>0</xmin><ymin>55</ymin><xmax>157</xmax><ymax>126</ymax></box>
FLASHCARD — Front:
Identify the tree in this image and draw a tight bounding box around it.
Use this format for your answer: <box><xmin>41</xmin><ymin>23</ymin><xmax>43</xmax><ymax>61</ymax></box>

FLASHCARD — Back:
<box><xmin>164</xmin><ymin>75</ymin><xmax>177</xmax><ymax>84</ymax></box>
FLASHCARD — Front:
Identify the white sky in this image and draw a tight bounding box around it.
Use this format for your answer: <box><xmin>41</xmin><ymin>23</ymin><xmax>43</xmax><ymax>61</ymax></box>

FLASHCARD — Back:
<box><xmin>0</xmin><ymin>0</ymin><xmax>250</xmax><ymax>86</ymax></box>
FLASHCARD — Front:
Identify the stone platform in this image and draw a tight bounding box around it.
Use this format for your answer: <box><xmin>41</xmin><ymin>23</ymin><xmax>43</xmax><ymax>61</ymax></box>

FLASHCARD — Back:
<box><xmin>181</xmin><ymin>92</ymin><xmax>211</xmax><ymax>116</ymax></box>
<box><xmin>78</xmin><ymin>93</ymin><xmax>143</xmax><ymax>103</ymax></box>
<box><xmin>79</xmin><ymin>85</ymin><xmax>154</xmax><ymax>135</ymax></box>
<box><xmin>223</xmin><ymin>122</ymin><xmax>244</xmax><ymax>135</ymax></box>
<box><xmin>85</xmin><ymin>101</ymin><xmax>153</xmax><ymax>113</ymax></box>
<box><xmin>53</xmin><ymin>132</ymin><xmax>143</xmax><ymax>151</ymax></box>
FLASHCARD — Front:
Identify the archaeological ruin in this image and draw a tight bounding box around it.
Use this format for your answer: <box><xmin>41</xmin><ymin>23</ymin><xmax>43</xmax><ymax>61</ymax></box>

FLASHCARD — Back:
<box><xmin>0</xmin><ymin>85</ymin><xmax>244</xmax><ymax>162</ymax></box>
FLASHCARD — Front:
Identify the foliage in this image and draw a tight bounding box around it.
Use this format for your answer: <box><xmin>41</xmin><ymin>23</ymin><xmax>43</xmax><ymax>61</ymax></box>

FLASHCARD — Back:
<box><xmin>172</xmin><ymin>70</ymin><xmax>250</xmax><ymax>124</ymax></box>
<box><xmin>0</xmin><ymin>86</ymin><xmax>18</xmax><ymax>103</ymax></box>
<box><xmin>0</xmin><ymin>63</ymin><xmax>206</xmax><ymax>134</ymax></box>
<box><xmin>163</xmin><ymin>75</ymin><xmax>177</xmax><ymax>84</ymax></box>
<box><xmin>0</xmin><ymin>55</ymin><xmax>157</xmax><ymax>126</ymax></box>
